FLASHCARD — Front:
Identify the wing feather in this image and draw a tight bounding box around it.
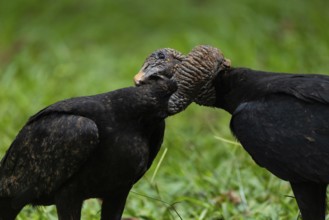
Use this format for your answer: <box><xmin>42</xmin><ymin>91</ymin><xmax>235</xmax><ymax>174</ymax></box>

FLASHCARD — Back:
<box><xmin>231</xmin><ymin>94</ymin><xmax>329</xmax><ymax>182</ymax></box>
<box><xmin>262</xmin><ymin>74</ymin><xmax>329</xmax><ymax>105</ymax></box>
<box><xmin>0</xmin><ymin>113</ymin><xmax>99</xmax><ymax>206</ymax></box>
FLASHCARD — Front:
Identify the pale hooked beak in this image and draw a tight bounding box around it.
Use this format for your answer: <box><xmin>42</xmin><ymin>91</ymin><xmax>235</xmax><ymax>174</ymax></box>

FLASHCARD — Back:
<box><xmin>134</xmin><ymin>63</ymin><xmax>148</xmax><ymax>85</ymax></box>
<box><xmin>134</xmin><ymin>62</ymin><xmax>168</xmax><ymax>85</ymax></box>
<box><xmin>134</xmin><ymin>70</ymin><xmax>145</xmax><ymax>86</ymax></box>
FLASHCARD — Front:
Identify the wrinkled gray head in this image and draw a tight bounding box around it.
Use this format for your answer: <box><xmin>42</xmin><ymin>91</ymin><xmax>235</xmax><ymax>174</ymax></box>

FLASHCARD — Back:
<box><xmin>134</xmin><ymin>45</ymin><xmax>231</xmax><ymax>115</ymax></box>
<box><xmin>168</xmin><ymin>45</ymin><xmax>231</xmax><ymax>113</ymax></box>
<box><xmin>134</xmin><ymin>48</ymin><xmax>185</xmax><ymax>85</ymax></box>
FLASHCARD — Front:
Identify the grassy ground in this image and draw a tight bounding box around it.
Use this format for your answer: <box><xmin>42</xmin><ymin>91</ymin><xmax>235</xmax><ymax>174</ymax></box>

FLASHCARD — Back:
<box><xmin>1</xmin><ymin>0</ymin><xmax>329</xmax><ymax>219</ymax></box>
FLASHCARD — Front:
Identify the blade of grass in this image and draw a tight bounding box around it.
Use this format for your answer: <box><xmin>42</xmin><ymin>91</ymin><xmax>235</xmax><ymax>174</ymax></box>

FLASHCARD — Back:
<box><xmin>151</xmin><ymin>147</ymin><xmax>168</xmax><ymax>183</ymax></box>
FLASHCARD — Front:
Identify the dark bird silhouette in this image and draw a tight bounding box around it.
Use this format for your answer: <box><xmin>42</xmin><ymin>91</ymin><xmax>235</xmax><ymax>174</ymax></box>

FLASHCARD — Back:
<box><xmin>136</xmin><ymin>46</ymin><xmax>329</xmax><ymax>220</ymax></box>
<box><xmin>0</xmin><ymin>48</ymin><xmax>185</xmax><ymax>220</ymax></box>
<box><xmin>196</xmin><ymin>67</ymin><xmax>329</xmax><ymax>220</ymax></box>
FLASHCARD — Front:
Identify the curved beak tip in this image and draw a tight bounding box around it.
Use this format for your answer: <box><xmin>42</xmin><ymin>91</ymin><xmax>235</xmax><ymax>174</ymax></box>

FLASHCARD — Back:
<box><xmin>134</xmin><ymin>71</ymin><xmax>145</xmax><ymax>85</ymax></box>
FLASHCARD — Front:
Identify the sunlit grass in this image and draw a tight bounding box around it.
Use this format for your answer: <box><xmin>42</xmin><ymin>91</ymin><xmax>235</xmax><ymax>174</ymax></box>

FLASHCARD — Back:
<box><xmin>1</xmin><ymin>0</ymin><xmax>329</xmax><ymax>219</ymax></box>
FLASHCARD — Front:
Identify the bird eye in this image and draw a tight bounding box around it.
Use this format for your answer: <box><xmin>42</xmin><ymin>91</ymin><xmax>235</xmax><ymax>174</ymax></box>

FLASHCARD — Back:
<box><xmin>157</xmin><ymin>52</ymin><xmax>166</xmax><ymax>59</ymax></box>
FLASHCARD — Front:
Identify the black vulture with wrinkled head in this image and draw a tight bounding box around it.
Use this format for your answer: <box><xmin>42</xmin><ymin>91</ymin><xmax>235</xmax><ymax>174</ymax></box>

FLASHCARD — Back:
<box><xmin>0</xmin><ymin>46</ymin><xmax>225</xmax><ymax>220</ymax></box>
<box><xmin>137</xmin><ymin>47</ymin><xmax>329</xmax><ymax>219</ymax></box>
<box><xmin>0</xmin><ymin>48</ymin><xmax>191</xmax><ymax>220</ymax></box>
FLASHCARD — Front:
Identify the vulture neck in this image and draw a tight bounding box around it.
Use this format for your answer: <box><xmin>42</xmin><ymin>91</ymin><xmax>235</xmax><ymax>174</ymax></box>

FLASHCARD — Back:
<box><xmin>213</xmin><ymin>67</ymin><xmax>280</xmax><ymax>114</ymax></box>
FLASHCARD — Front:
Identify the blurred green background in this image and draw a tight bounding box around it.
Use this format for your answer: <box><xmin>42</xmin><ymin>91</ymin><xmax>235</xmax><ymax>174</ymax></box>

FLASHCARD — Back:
<box><xmin>1</xmin><ymin>0</ymin><xmax>329</xmax><ymax>219</ymax></box>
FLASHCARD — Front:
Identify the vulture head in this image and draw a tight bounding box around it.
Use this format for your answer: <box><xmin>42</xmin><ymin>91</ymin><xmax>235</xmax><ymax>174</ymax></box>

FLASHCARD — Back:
<box><xmin>134</xmin><ymin>45</ymin><xmax>231</xmax><ymax>114</ymax></box>
<box><xmin>134</xmin><ymin>48</ymin><xmax>185</xmax><ymax>85</ymax></box>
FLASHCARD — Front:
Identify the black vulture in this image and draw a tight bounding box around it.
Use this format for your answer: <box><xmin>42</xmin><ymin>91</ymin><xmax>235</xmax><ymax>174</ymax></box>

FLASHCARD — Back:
<box><xmin>0</xmin><ymin>48</ymin><xmax>188</xmax><ymax>220</ymax></box>
<box><xmin>193</xmin><ymin>67</ymin><xmax>329</xmax><ymax>220</ymax></box>
<box><xmin>136</xmin><ymin>46</ymin><xmax>329</xmax><ymax>220</ymax></box>
<box><xmin>0</xmin><ymin>45</ymin><xmax>226</xmax><ymax>220</ymax></box>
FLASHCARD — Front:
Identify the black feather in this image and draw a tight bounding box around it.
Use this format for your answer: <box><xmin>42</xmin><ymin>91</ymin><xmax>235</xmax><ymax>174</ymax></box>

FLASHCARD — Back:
<box><xmin>200</xmin><ymin>67</ymin><xmax>329</xmax><ymax>220</ymax></box>
<box><xmin>0</xmin><ymin>79</ymin><xmax>177</xmax><ymax>219</ymax></box>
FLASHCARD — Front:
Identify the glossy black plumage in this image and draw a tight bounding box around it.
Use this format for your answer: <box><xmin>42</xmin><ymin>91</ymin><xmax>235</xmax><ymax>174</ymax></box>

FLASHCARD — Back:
<box><xmin>209</xmin><ymin>68</ymin><xmax>329</xmax><ymax>220</ymax></box>
<box><xmin>0</xmin><ymin>78</ymin><xmax>177</xmax><ymax>220</ymax></box>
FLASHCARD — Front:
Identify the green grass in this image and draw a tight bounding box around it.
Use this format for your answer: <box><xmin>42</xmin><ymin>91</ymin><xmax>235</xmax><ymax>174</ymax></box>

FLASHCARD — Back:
<box><xmin>1</xmin><ymin>0</ymin><xmax>329</xmax><ymax>219</ymax></box>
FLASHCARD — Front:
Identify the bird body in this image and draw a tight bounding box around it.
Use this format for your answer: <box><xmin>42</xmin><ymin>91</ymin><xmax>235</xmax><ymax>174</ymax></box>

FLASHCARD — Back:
<box><xmin>212</xmin><ymin>68</ymin><xmax>329</xmax><ymax>180</ymax></box>
<box><xmin>208</xmin><ymin>68</ymin><xmax>329</xmax><ymax>220</ymax></box>
<box><xmin>0</xmin><ymin>80</ymin><xmax>177</xmax><ymax>220</ymax></box>
<box><xmin>231</xmin><ymin>92</ymin><xmax>329</xmax><ymax>182</ymax></box>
